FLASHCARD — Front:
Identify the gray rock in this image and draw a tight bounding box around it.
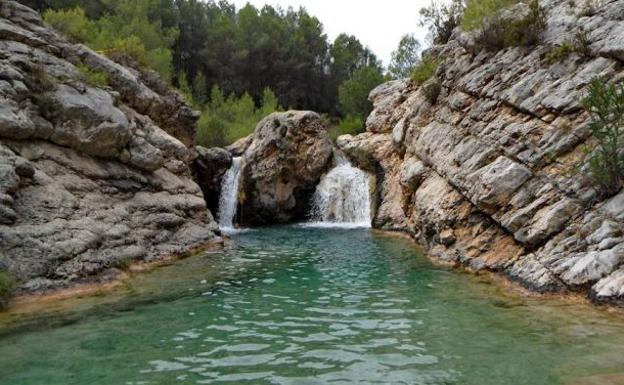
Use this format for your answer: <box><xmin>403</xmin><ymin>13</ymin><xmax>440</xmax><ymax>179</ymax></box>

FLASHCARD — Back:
<box><xmin>239</xmin><ymin>111</ymin><xmax>333</xmax><ymax>224</ymax></box>
<box><xmin>0</xmin><ymin>0</ymin><xmax>220</xmax><ymax>294</ymax></box>
<box><xmin>192</xmin><ymin>146</ymin><xmax>232</xmax><ymax>215</ymax></box>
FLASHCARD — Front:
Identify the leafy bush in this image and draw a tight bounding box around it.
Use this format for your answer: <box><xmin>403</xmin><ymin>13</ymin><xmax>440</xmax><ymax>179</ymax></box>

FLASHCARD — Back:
<box><xmin>411</xmin><ymin>57</ymin><xmax>440</xmax><ymax>86</ymax></box>
<box><xmin>546</xmin><ymin>42</ymin><xmax>575</xmax><ymax>64</ymax></box>
<box><xmin>0</xmin><ymin>271</ymin><xmax>15</xmax><ymax>309</ymax></box>
<box><xmin>582</xmin><ymin>79</ymin><xmax>624</xmax><ymax>194</ymax></box>
<box><xmin>419</xmin><ymin>0</ymin><xmax>465</xmax><ymax>44</ymax></box>
<box><xmin>43</xmin><ymin>3</ymin><xmax>177</xmax><ymax>83</ymax></box>
<box><xmin>76</xmin><ymin>63</ymin><xmax>109</xmax><ymax>87</ymax></box>
<box><xmin>42</xmin><ymin>6</ymin><xmax>96</xmax><ymax>43</ymax></box>
<box><xmin>467</xmin><ymin>0</ymin><xmax>547</xmax><ymax>50</ymax></box>
<box><xmin>423</xmin><ymin>77</ymin><xmax>442</xmax><ymax>104</ymax></box>
<box><xmin>462</xmin><ymin>0</ymin><xmax>517</xmax><ymax>31</ymax></box>
<box><xmin>196</xmin><ymin>87</ymin><xmax>282</xmax><ymax>147</ymax></box>
<box><xmin>574</xmin><ymin>28</ymin><xmax>592</xmax><ymax>57</ymax></box>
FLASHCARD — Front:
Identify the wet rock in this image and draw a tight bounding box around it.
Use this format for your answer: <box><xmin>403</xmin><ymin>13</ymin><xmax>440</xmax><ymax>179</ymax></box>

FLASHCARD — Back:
<box><xmin>192</xmin><ymin>146</ymin><xmax>232</xmax><ymax>215</ymax></box>
<box><xmin>238</xmin><ymin>111</ymin><xmax>333</xmax><ymax>224</ymax></box>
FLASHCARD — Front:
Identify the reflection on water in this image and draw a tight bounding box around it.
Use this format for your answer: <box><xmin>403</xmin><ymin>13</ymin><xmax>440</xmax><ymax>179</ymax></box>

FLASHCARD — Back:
<box><xmin>1</xmin><ymin>226</ymin><xmax>624</xmax><ymax>385</ymax></box>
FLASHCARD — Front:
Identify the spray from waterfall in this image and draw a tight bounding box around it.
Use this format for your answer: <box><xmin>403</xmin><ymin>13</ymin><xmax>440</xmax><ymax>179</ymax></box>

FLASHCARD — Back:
<box><xmin>218</xmin><ymin>157</ymin><xmax>243</xmax><ymax>231</ymax></box>
<box><xmin>309</xmin><ymin>154</ymin><xmax>372</xmax><ymax>228</ymax></box>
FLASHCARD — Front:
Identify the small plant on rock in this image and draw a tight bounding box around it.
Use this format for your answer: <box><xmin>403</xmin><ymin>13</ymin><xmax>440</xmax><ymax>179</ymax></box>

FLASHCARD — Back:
<box><xmin>411</xmin><ymin>57</ymin><xmax>440</xmax><ymax>86</ymax></box>
<box><xmin>582</xmin><ymin>78</ymin><xmax>624</xmax><ymax>194</ymax></box>
<box><xmin>423</xmin><ymin>77</ymin><xmax>442</xmax><ymax>104</ymax></box>
<box><xmin>546</xmin><ymin>42</ymin><xmax>575</xmax><ymax>64</ymax></box>
<box><xmin>76</xmin><ymin>63</ymin><xmax>109</xmax><ymax>87</ymax></box>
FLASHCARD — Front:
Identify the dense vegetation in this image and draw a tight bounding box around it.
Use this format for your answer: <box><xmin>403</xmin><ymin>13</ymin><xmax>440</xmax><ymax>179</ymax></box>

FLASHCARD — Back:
<box><xmin>583</xmin><ymin>79</ymin><xmax>624</xmax><ymax>195</ymax></box>
<box><xmin>23</xmin><ymin>0</ymin><xmax>393</xmax><ymax>145</ymax></box>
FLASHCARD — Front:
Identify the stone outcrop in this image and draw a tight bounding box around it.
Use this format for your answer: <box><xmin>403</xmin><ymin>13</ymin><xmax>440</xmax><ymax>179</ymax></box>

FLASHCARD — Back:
<box><xmin>0</xmin><ymin>1</ymin><xmax>220</xmax><ymax>293</ymax></box>
<box><xmin>237</xmin><ymin>111</ymin><xmax>333</xmax><ymax>225</ymax></box>
<box><xmin>192</xmin><ymin>146</ymin><xmax>232</xmax><ymax>216</ymax></box>
<box><xmin>340</xmin><ymin>0</ymin><xmax>624</xmax><ymax>305</ymax></box>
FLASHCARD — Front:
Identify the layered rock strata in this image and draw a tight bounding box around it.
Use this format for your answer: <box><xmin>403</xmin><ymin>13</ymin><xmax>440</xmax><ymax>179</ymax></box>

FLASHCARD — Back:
<box><xmin>0</xmin><ymin>1</ymin><xmax>220</xmax><ymax>293</ymax></box>
<box><xmin>340</xmin><ymin>0</ymin><xmax>624</xmax><ymax>304</ymax></box>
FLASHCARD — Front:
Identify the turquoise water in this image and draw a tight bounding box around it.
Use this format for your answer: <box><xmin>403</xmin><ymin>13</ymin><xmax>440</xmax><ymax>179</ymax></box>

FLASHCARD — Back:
<box><xmin>1</xmin><ymin>226</ymin><xmax>624</xmax><ymax>385</ymax></box>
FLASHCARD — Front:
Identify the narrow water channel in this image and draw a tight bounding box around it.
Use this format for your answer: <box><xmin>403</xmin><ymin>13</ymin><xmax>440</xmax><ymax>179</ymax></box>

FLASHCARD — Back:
<box><xmin>1</xmin><ymin>226</ymin><xmax>624</xmax><ymax>385</ymax></box>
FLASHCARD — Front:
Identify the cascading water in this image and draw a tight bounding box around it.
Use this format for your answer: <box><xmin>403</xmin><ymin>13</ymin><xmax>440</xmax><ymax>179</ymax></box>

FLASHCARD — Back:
<box><xmin>309</xmin><ymin>154</ymin><xmax>372</xmax><ymax>227</ymax></box>
<box><xmin>217</xmin><ymin>157</ymin><xmax>243</xmax><ymax>231</ymax></box>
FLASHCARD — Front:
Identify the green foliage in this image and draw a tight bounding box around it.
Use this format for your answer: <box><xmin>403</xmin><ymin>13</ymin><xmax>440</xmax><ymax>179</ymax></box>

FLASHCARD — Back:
<box><xmin>465</xmin><ymin>0</ymin><xmax>546</xmax><ymax>50</ymax></box>
<box><xmin>574</xmin><ymin>28</ymin><xmax>592</xmax><ymax>57</ymax></box>
<box><xmin>546</xmin><ymin>42</ymin><xmax>575</xmax><ymax>64</ymax></box>
<box><xmin>389</xmin><ymin>34</ymin><xmax>421</xmax><ymax>80</ymax></box>
<box><xmin>462</xmin><ymin>0</ymin><xmax>516</xmax><ymax>31</ymax></box>
<box><xmin>582</xmin><ymin>79</ymin><xmax>624</xmax><ymax>193</ymax></box>
<box><xmin>546</xmin><ymin>28</ymin><xmax>592</xmax><ymax>64</ymax></box>
<box><xmin>419</xmin><ymin>0</ymin><xmax>465</xmax><ymax>44</ymax></box>
<box><xmin>338</xmin><ymin>66</ymin><xmax>386</xmax><ymax>121</ymax></box>
<box><xmin>196</xmin><ymin>86</ymin><xmax>282</xmax><ymax>147</ymax></box>
<box><xmin>43</xmin><ymin>1</ymin><xmax>178</xmax><ymax>82</ymax></box>
<box><xmin>39</xmin><ymin>0</ymin><xmax>384</xmax><ymax>116</ymax></box>
<box><xmin>423</xmin><ymin>78</ymin><xmax>442</xmax><ymax>104</ymax></box>
<box><xmin>0</xmin><ymin>271</ymin><xmax>15</xmax><ymax>309</ymax></box>
<box><xmin>76</xmin><ymin>63</ymin><xmax>108</xmax><ymax>87</ymax></box>
<box><xmin>337</xmin><ymin>115</ymin><xmax>365</xmax><ymax>138</ymax></box>
<box><xmin>411</xmin><ymin>57</ymin><xmax>440</xmax><ymax>86</ymax></box>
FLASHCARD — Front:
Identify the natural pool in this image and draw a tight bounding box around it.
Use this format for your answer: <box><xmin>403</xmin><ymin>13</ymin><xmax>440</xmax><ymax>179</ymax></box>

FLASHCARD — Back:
<box><xmin>1</xmin><ymin>226</ymin><xmax>624</xmax><ymax>385</ymax></box>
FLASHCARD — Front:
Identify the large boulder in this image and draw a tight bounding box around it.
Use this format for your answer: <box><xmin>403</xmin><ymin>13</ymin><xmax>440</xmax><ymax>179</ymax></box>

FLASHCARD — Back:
<box><xmin>238</xmin><ymin>111</ymin><xmax>333</xmax><ymax>224</ymax></box>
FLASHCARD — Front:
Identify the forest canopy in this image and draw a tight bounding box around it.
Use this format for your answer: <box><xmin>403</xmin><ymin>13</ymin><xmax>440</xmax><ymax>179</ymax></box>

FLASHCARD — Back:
<box><xmin>23</xmin><ymin>0</ymin><xmax>395</xmax><ymax>146</ymax></box>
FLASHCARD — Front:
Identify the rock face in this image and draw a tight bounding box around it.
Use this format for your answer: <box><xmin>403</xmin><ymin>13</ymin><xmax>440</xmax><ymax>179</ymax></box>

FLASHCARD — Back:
<box><xmin>192</xmin><ymin>146</ymin><xmax>232</xmax><ymax>216</ymax></box>
<box><xmin>0</xmin><ymin>1</ymin><xmax>220</xmax><ymax>293</ymax></box>
<box><xmin>238</xmin><ymin>111</ymin><xmax>333</xmax><ymax>225</ymax></box>
<box><xmin>340</xmin><ymin>0</ymin><xmax>624</xmax><ymax>305</ymax></box>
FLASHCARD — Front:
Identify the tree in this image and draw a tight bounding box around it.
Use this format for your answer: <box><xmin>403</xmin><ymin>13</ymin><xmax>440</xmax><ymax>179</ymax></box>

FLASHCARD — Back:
<box><xmin>389</xmin><ymin>34</ymin><xmax>421</xmax><ymax>79</ymax></box>
<box><xmin>582</xmin><ymin>78</ymin><xmax>624</xmax><ymax>195</ymax></box>
<box><xmin>338</xmin><ymin>66</ymin><xmax>386</xmax><ymax>120</ymax></box>
<box><xmin>419</xmin><ymin>0</ymin><xmax>465</xmax><ymax>44</ymax></box>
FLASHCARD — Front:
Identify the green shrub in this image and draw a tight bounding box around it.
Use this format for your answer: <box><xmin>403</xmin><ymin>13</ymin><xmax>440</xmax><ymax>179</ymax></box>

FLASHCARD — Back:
<box><xmin>43</xmin><ymin>7</ymin><xmax>96</xmax><ymax>43</ymax></box>
<box><xmin>419</xmin><ymin>0</ymin><xmax>465</xmax><ymax>45</ymax></box>
<box><xmin>582</xmin><ymin>78</ymin><xmax>624</xmax><ymax>194</ymax></box>
<box><xmin>574</xmin><ymin>28</ymin><xmax>592</xmax><ymax>57</ymax></box>
<box><xmin>195</xmin><ymin>87</ymin><xmax>282</xmax><ymax>147</ymax></box>
<box><xmin>43</xmin><ymin>4</ymin><xmax>177</xmax><ymax>83</ymax></box>
<box><xmin>0</xmin><ymin>271</ymin><xmax>15</xmax><ymax>309</ymax></box>
<box><xmin>462</xmin><ymin>0</ymin><xmax>517</xmax><ymax>31</ymax></box>
<box><xmin>423</xmin><ymin>77</ymin><xmax>442</xmax><ymax>104</ymax></box>
<box><xmin>411</xmin><ymin>57</ymin><xmax>440</xmax><ymax>86</ymax></box>
<box><xmin>468</xmin><ymin>0</ymin><xmax>547</xmax><ymax>50</ymax></box>
<box><xmin>546</xmin><ymin>42</ymin><xmax>575</xmax><ymax>64</ymax></box>
<box><xmin>76</xmin><ymin>63</ymin><xmax>109</xmax><ymax>87</ymax></box>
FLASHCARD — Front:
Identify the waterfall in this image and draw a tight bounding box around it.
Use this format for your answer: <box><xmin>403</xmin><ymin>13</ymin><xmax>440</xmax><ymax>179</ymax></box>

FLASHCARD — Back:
<box><xmin>309</xmin><ymin>155</ymin><xmax>372</xmax><ymax>228</ymax></box>
<box><xmin>217</xmin><ymin>157</ymin><xmax>243</xmax><ymax>231</ymax></box>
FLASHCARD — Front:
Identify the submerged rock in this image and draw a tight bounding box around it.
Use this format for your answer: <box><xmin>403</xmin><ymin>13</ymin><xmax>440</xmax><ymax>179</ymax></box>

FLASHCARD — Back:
<box><xmin>0</xmin><ymin>1</ymin><xmax>220</xmax><ymax>294</ymax></box>
<box><xmin>238</xmin><ymin>111</ymin><xmax>333</xmax><ymax>225</ymax></box>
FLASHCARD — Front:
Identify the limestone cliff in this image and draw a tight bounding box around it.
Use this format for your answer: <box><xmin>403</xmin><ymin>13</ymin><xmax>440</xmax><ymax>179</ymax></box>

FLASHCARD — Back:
<box><xmin>340</xmin><ymin>0</ymin><xmax>624</xmax><ymax>305</ymax></box>
<box><xmin>0</xmin><ymin>1</ymin><xmax>220</xmax><ymax>294</ymax></box>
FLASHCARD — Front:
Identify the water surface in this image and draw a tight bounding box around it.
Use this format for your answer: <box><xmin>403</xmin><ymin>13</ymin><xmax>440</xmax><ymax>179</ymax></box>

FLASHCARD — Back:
<box><xmin>1</xmin><ymin>226</ymin><xmax>624</xmax><ymax>385</ymax></box>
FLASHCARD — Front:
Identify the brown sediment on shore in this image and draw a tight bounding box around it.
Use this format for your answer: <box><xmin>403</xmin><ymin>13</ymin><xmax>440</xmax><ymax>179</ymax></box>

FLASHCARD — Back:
<box><xmin>3</xmin><ymin>238</ymin><xmax>226</xmax><ymax>315</ymax></box>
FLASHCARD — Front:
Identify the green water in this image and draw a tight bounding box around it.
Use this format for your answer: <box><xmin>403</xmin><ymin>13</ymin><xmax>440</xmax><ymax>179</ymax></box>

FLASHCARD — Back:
<box><xmin>1</xmin><ymin>226</ymin><xmax>624</xmax><ymax>385</ymax></box>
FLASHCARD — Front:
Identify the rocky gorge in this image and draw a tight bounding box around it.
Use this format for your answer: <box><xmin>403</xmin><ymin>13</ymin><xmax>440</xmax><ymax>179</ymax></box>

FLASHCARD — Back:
<box><xmin>1</xmin><ymin>0</ymin><xmax>624</xmax><ymax>313</ymax></box>
<box><xmin>337</xmin><ymin>0</ymin><xmax>624</xmax><ymax>305</ymax></box>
